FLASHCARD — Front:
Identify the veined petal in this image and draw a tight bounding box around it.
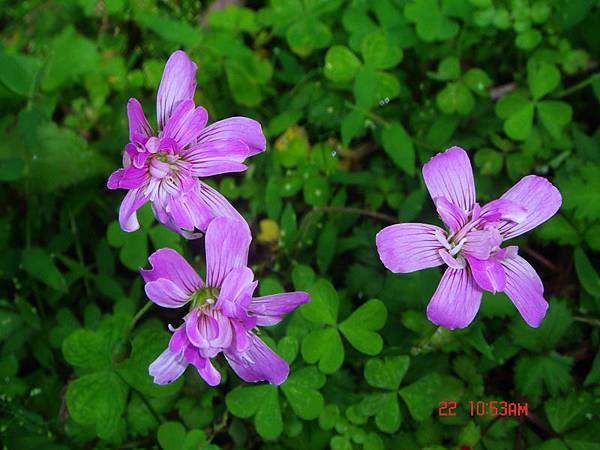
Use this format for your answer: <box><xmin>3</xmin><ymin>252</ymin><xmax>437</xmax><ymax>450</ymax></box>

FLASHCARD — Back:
<box><xmin>127</xmin><ymin>98</ymin><xmax>153</xmax><ymax>143</ymax></box>
<box><xmin>160</xmin><ymin>100</ymin><xmax>208</xmax><ymax>149</ymax></box>
<box><xmin>198</xmin><ymin>117</ymin><xmax>266</xmax><ymax>156</ymax></box>
<box><xmin>497</xmin><ymin>175</ymin><xmax>562</xmax><ymax>240</ymax></box>
<box><xmin>376</xmin><ymin>223</ymin><xmax>446</xmax><ymax>273</ymax></box>
<box><xmin>462</xmin><ymin>228</ymin><xmax>502</xmax><ymax>260</ymax></box>
<box><xmin>196</xmin><ymin>357</ymin><xmax>221</xmax><ymax>386</ymax></box>
<box><xmin>205</xmin><ymin>217</ymin><xmax>252</xmax><ymax>287</ymax></box>
<box><xmin>145</xmin><ymin>278</ymin><xmax>190</xmax><ymax>308</ymax></box>
<box><xmin>157</xmin><ymin>50</ymin><xmax>197</xmax><ymax>131</ymax></box>
<box><xmin>118</xmin><ymin>188</ymin><xmax>149</xmax><ymax>232</ymax></box>
<box><xmin>501</xmin><ymin>252</ymin><xmax>548</xmax><ymax>327</ymax></box>
<box><xmin>140</xmin><ymin>248</ymin><xmax>203</xmax><ymax>293</ymax></box>
<box><xmin>217</xmin><ymin>267</ymin><xmax>256</xmax><ymax>312</ymax></box>
<box><xmin>148</xmin><ymin>347</ymin><xmax>188</xmax><ymax>385</ymax></box>
<box><xmin>479</xmin><ymin>198</ymin><xmax>527</xmax><ymax>224</ymax></box>
<box><xmin>196</xmin><ymin>182</ymin><xmax>245</xmax><ymax>227</ymax></box>
<box><xmin>248</xmin><ymin>292</ymin><xmax>310</xmax><ymax>326</ymax></box>
<box><xmin>422</xmin><ymin>146</ymin><xmax>476</xmax><ymax>212</ymax></box>
<box><xmin>107</xmin><ymin>165</ymin><xmax>147</xmax><ymax>190</ymax></box>
<box><xmin>184</xmin><ymin>139</ymin><xmax>250</xmax><ymax>177</ymax></box>
<box><xmin>426</xmin><ymin>267</ymin><xmax>483</xmax><ymax>329</ymax></box>
<box><xmin>434</xmin><ymin>196</ymin><xmax>468</xmax><ymax>233</ymax></box>
<box><xmin>465</xmin><ymin>255</ymin><xmax>506</xmax><ymax>293</ymax></box>
<box><xmin>224</xmin><ymin>332</ymin><xmax>289</xmax><ymax>385</ymax></box>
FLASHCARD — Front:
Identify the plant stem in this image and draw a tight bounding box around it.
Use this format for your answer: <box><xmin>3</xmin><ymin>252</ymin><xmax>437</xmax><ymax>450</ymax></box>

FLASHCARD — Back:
<box><xmin>317</xmin><ymin>206</ymin><xmax>397</xmax><ymax>223</ymax></box>
<box><xmin>556</xmin><ymin>72</ymin><xmax>600</xmax><ymax>98</ymax></box>
<box><xmin>344</xmin><ymin>101</ymin><xmax>388</xmax><ymax>127</ymax></box>
<box><xmin>573</xmin><ymin>316</ymin><xmax>600</xmax><ymax>327</ymax></box>
<box><xmin>125</xmin><ymin>301</ymin><xmax>153</xmax><ymax>336</ymax></box>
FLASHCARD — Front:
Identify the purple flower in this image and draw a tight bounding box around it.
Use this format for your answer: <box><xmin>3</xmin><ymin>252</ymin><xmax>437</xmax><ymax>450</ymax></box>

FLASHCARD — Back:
<box><xmin>376</xmin><ymin>147</ymin><xmax>561</xmax><ymax>329</ymax></box>
<box><xmin>107</xmin><ymin>50</ymin><xmax>266</xmax><ymax>238</ymax></box>
<box><xmin>142</xmin><ymin>217</ymin><xmax>309</xmax><ymax>386</ymax></box>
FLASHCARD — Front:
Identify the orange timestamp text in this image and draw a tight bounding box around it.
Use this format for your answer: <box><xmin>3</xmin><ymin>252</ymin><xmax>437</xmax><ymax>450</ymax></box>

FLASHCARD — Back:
<box><xmin>438</xmin><ymin>400</ymin><xmax>528</xmax><ymax>417</ymax></box>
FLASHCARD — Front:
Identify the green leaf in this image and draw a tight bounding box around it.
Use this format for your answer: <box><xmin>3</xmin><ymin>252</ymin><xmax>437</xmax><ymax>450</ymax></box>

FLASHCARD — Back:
<box><xmin>341</xmin><ymin>110</ymin><xmax>365</xmax><ymax>145</ymax></box>
<box><xmin>303</xmin><ymin>175</ymin><xmax>330</xmax><ymax>207</ymax></box>
<box><xmin>66</xmin><ymin>371</ymin><xmax>128</xmax><ymax>438</ymax></box>
<box><xmin>157</xmin><ymin>422</ymin><xmax>187</xmax><ymax>450</ymax></box>
<box><xmin>281</xmin><ymin>367</ymin><xmax>326</xmax><ymax>420</ymax></box>
<box><xmin>364</xmin><ymin>356</ymin><xmax>410</xmax><ymax>390</ymax></box>
<box><xmin>0</xmin><ymin>50</ymin><xmax>41</xmax><ymax>96</ymax></box>
<box><xmin>287</xmin><ymin>18</ymin><xmax>331</xmax><ymax>56</ymax></box>
<box><xmin>574</xmin><ymin>247</ymin><xmax>600</xmax><ymax>296</ymax></box>
<box><xmin>301</xmin><ymin>327</ymin><xmax>345</xmax><ymax>373</ymax></box>
<box><xmin>463</xmin><ymin>68</ymin><xmax>492</xmax><ymax>95</ymax></box>
<box><xmin>564</xmin><ymin>425</ymin><xmax>600</xmax><ymax>450</ymax></box>
<box><xmin>510</xmin><ymin>300</ymin><xmax>573</xmax><ymax>352</ymax></box>
<box><xmin>399</xmin><ymin>373</ymin><xmax>463</xmax><ymax>421</ymax></box>
<box><xmin>559</xmin><ymin>164</ymin><xmax>600</xmax><ymax>220</ymax></box>
<box><xmin>25</xmin><ymin>120</ymin><xmax>110</xmax><ymax>192</ymax></box>
<box><xmin>537</xmin><ymin>101</ymin><xmax>572</xmax><ymax>139</ymax></box>
<box><xmin>436</xmin><ymin>81</ymin><xmax>474</xmax><ymax>115</ymax></box>
<box><xmin>21</xmin><ymin>247</ymin><xmax>67</xmax><ymax>293</ymax></box>
<box><xmin>354</xmin><ymin>65</ymin><xmax>378</xmax><ymax>108</ymax></box>
<box><xmin>316</xmin><ymin>222</ymin><xmax>337</xmax><ymax>273</ymax></box>
<box><xmin>339</xmin><ymin>299</ymin><xmax>387</xmax><ymax>355</ymax></box>
<box><xmin>118</xmin><ymin>324</ymin><xmax>183</xmax><ymax>397</ymax></box>
<box><xmin>42</xmin><ymin>27</ymin><xmax>99</xmax><ymax>90</ymax></box>
<box><xmin>324</xmin><ymin>46</ymin><xmax>362</xmax><ymax>83</ymax></box>
<box><xmin>226</xmin><ymin>384</ymin><xmax>282</xmax><ymax>440</ymax></box>
<box><xmin>514</xmin><ymin>352</ymin><xmax>573</xmax><ymax>399</ymax></box>
<box><xmin>504</xmin><ymin>102</ymin><xmax>535</xmax><ymax>140</ymax></box>
<box><xmin>375</xmin><ymin>393</ymin><xmax>402</xmax><ymax>433</ymax></box>
<box><xmin>381</xmin><ymin>122</ymin><xmax>415</xmax><ymax>175</ymax></box>
<box><xmin>134</xmin><ymin>14</ymin><xmax>201</xmax><ymax>47</ymax></box>
<box><xmin>474</xmin><ymin>147</ymin><xmax>504</xmax><ymax>175</ymax></box>
<box><xmin>584</xmin><ymin>350</ymin><xmax>600</xmax><ymax>386</ymax></box>
<box><xmin>291</xmin><ymin>264</ymin><xmax>315</xmax><ymax>291</ymax></box>
<box><xmin>545</xmin><ymin>393</ymin><xmax>593</xmax><ymax>433</ymax></box>
<box><xmin>528</xmin><ymin>62</ymin><xmax>561</xmax><ymax>100</ymax></box>
<box><xmin>63</xmin><ymin>329</ymin><xmax>111</xmax><ymax>370</ymax></box>
<box><xmin>361</xmin><ymin>30</ymin><xmax>403</xmax><ymax>70</ymax></box>
<box><xmin>430</xmin><ymin>56</ymin><xmax>460</xmax><ymax>81</ymax></box>
<box><xmin>301</xmin><ymin>279</ymin><xmax>339</xmax><ymax>325</ymax></box>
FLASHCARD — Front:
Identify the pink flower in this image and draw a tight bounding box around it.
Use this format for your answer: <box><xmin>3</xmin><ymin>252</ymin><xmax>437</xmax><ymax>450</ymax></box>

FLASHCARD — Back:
<box><xmin>376</xmin><ymin>147</ymin><xmax>562</xmax><ymax>329</ymax></box>
<box><xmin>142</xmin><ymin>218</ymin><xmax>309</xmax><ymax>386</ymax></box>
<box><xmin>107</xmin><ymin>51</ymin><xmax>266</xmax><ymax>238</ymax></box>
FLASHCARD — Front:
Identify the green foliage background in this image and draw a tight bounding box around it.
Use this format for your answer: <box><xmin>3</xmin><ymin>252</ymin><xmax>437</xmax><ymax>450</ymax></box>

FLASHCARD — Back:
<box><xmin>1</xmin><ymin>0</ymin><xmax>600</xmax><ymax>449</ymax></box>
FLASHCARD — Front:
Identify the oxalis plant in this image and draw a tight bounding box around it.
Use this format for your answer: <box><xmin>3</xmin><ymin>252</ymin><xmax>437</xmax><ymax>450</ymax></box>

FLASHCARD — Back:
<box><xmin>1</xmin><ymin>1</ymin><xmax>599</xmax><ymax>450</ymax></box>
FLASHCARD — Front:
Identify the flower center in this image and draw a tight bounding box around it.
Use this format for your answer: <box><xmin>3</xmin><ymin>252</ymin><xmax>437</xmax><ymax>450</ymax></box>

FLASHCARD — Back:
<box><xmin>190</xmin><ymin>287</ymin><xmax>220</xmax><ymax>309</ymax></box>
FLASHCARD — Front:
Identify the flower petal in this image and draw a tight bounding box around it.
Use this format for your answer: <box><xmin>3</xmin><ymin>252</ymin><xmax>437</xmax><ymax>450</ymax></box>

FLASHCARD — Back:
<box><xmin>196</xmin><ymin>182</ymin><xmax>245</xmax><ymax>226</ymax></box>
<box><xmin>127</xmin><ymin>98</ymin><xmax>153</xmax><ymax>143</ymax></box>
<box><xmin>217</xmin><ymin>267</ymin><xmax>256</xmax><ymax>314</ymax></box>
<box><xmin>422</xmin><ymin>146</ymin><xmax>476</xmax><ymax>212</ymax></box>
<box><xmin>465</xmin><ymin>255</ymin><xmax>506</xmax><ymax>293</ymax></box>
<box><xmin>479</xmin><ymin>198</ymin><xmax>527</xmax><ymax>224</ymax></box>
<box><xmin>160</xmin><ymin>100</ymin><xmax>208</xmax><ymax>149</ymax></box>
<box><xmin>497</xmin><ymin>175</ymin><xmax>562</xmax><ymax>240</ymax></box>
<box><xmin>198</xmin><ymin>117</ymin><xmax>266</xmax><ymax>156</ymax></box>
<box><xmin>376</xmin><ymin>223</ymin><xmax>446</xmax><ymax>273</ymax></box>
<box><xmin>501</xmin><ymin>252</ymin><xmax>548</xmax><ymax>327</ymax></box>
<box><xmin>140</xmin><ymin>248</ymin><xmax>203</xmax><ymax>293</ymax></box>
<box><xmin>462</xmin><ymin>228</ymin><xmax>502</xmax><ymax>260</ymax></box>
<box><xmin>145</xmin><ymin>279</ymin><xmax>191</xmax><ymax>308</ymax></box>
<box><xmin>224</xmin><ymin>332</ymin><xmax>289</xmax><ymax>385</ymax></box>
<box><xmin>118</xmin><ymin>188</ymin><xmax>149</xmax><ymax>232</ymax></box>
<box><xmin>107</xmin><ymin>165</ymin><xmax>147</xmax><ymax>190</ymax></box>
<box><xmin>197</xmin><ymin>357</ymin><xmax>221</xmax><ymax>386</ymax></box>
<box><xmin>426</xmin><ymin>267</ymin><xmax>483</xmax><ymax>329</ymax></box>
<box><xmin>434</xmin><ymin>196</ymin><xmax>468</xmax><ymax>233</ymax></box>
<box><xmin>156</xmin><ymin>50</ymin><xmax>197</xmax><ymax>131</ymax></box>
<box><xmin>205</xmin><ymin>217</ymin><xmax>251</xmax><ymax>287</ymax></box>
<box><xmin>184</xmin><ymin>139</ymin><xmax>250</xmax><ymax>177</ymax></box>
<box><xmin>148</xmin><ymin>347</ymin><xmax>188</xmax><ymax>385</ymax></box>
<box><xmin>248</xmin><ymin>292</ymin><xmax>310</xmax><ymax>326</ymax></box>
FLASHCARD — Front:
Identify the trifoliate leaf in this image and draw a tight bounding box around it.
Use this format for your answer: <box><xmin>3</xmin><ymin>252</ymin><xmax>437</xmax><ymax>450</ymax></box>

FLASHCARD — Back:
<box><xmin>339</xmin><ymin>299</ymin><xmax>387</xmax><ymax>355</ymax></box>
